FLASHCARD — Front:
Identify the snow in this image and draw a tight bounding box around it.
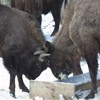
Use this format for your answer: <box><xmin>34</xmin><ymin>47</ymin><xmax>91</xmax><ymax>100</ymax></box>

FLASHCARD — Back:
<box><xmin>0</xmin><ymin>12</ymin><xmax>100</xmax><ymax>100</ymax></box>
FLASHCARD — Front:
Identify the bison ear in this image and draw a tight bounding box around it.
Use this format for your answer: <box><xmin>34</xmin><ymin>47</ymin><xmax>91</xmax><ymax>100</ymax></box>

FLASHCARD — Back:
<box><xmin>44</xmin><ymin>41</ymin><xmax>54</xmax><ymax>53</ymax></box>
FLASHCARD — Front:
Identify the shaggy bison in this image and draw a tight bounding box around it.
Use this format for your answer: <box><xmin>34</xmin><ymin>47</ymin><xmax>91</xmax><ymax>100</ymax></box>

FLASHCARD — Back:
<box><xmin>10</xmin><ymin>0</ymin><xmax>67</xmax><ymax>36</ymax></box>
<box><xmin>65</xmin><ymin>0</ymin><xmax>100</xmax><ymax>98</ymax></box>
<box><xmin>0</xmin><ymin>4</ymin><xmax>48</xmax><ymax>97</ymax></box>
<box><xmin>43</xmin><ymin>0</ymin><xmax>100</xmax><ymax>99</ymax></box>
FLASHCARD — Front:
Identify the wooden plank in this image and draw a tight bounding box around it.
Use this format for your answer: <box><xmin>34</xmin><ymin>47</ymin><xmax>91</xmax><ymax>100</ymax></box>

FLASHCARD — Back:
<box><xmin>30</xmin><ymin>81</ymin><xmax>75</xmax><ymax>100</ymax></box>
<box><xmin>59</xmin><ymin>70</ymin><xmax>100</xmax><ymax>91</ymax></box>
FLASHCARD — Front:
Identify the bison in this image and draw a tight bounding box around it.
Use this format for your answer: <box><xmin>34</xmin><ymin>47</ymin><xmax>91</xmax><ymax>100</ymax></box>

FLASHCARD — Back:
<box><xmin>42</xmin><ymin>0</ymin><xmax>100</xmax><ymax>99</ymax></box>
<box><xmin>10</xmin><ymin>0</ymin><xmax>67</xmax><ymax>36</ymax></box>
<box><xmin>0</xmin><ymin>4</ymin><xmax>49</xmax><ymax>97</ymax></box>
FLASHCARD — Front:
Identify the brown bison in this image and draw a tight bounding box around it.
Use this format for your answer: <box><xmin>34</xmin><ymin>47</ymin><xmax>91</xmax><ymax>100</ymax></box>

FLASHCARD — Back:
<box><xmin>0</xmin><ymin>4</ymin><xmax>47</xmax><ymax>97</ymax></box>
<box><xmin>66</xmin><ymin>0</ymin><xmax>100</xmax><ymax>98</ymax></box>
<box><xmin>42</xmin><ymin>0</ymin><xmax>100</xmax><ymax>99</ymax></box>
<box><xmin>10</xmin><ymin>0</ymin><xmax>67</xmax><ymax>36</ymax></box>
<box><xmin>0</xmin><ymin>4</ymin><xmax>72</xmax><ymax>98</ymax></box>
<box><xmin>11</xmin><ymin>0</ymin><xmax>42</xmax><ymax>21</ymax></box>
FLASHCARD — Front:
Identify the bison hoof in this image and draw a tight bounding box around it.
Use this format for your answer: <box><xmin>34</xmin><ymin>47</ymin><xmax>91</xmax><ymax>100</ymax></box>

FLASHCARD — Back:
<box><xmin>51</xmin><ymin>33</ymin><xmax>55</xmax><ymax>36</ymax></box>
<box><xmin>85</xmin><ymin>91</ymin><xmax>95</xmax><ymax>99</ymax></box>
<box><xmin>10</xmin><ymin>91</ymin><xmax>16</xmax><ymax>98</ymax></box>
<box><xmin>22</xmin><ymin>87</ymin><xmax>29</xmax><ymax>93</ymax></box>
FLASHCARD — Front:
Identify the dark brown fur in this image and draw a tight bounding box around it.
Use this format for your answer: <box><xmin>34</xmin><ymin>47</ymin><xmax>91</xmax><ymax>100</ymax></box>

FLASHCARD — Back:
<box><xmin>47</xmin><ymin>19</ymin><xmax>82</xmax><ymax>79</ymax></box>
<box><xmin>0</xmin><ymin>4</ymin><xmax>46</xmax><ymax>97</ymax></box>
<box><xmin>11</xmin><ymin>0</ymin><xmax>66</xmax><ymax>36</ymax></box>
<box><xmin>11</xmin><ymin>0</ymin><xmax>42</xmax><ymax>18</ymax></box>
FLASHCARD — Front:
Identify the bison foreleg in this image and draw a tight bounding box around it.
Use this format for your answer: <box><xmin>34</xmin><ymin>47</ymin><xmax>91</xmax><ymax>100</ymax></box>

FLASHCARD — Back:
<box><xmin>84</xmin><ymin>52</ymin><xmax>98</xmax><ymax>99</ymax></box>
<box><xmin>37</xmin><ymin>16</ymin><xmax>42</xmax><ymax>25</ymax></box>
<box><xmin>51</xmin><ymin>9</ymin><xmax>60</xmax><ymax>36</ymax></box>
<box><xmin>73</xmin><ymin>62</ymin><xmax>83</xmax><ymax>75</ymax></box>
<box><xmin>9</xmin><ymin>69</ymin><xmax>16</xmax><ymax>98</ymax></box>
<box><xmin>17</xmin><ymin>73</ymin><xmax>29</xmax><ymax>92</ymax></box>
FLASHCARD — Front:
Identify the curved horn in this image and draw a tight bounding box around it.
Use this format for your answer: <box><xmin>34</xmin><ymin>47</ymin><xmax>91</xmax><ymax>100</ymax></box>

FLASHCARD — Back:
<box><xmin>34</xmin><ymin>50</ymin><xmax>45</xmax><ymax>55</ymax></box>
<box><xmin>39</xmin><ymin>54</ymin><xmax>50</xmax><ymax>62</ymax></box>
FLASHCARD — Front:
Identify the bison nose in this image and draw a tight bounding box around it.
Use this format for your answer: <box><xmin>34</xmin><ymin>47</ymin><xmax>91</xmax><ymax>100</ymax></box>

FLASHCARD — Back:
<box><xmin>58</xmin><ymin>73</ymin><xmax>68</xmax><ymax>80</ymax></box>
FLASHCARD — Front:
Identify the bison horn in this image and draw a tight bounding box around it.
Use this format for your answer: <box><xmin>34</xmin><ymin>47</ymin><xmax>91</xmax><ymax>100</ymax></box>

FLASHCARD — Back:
<box><xmin>34</xmin><ymin>50</ymin><xmax>45</xmax><ymax>55</ymax></box>
<box><xmin>38</xmin><ymin>54</ymin><xmax>50</xmax><ymax>62</ymax></box>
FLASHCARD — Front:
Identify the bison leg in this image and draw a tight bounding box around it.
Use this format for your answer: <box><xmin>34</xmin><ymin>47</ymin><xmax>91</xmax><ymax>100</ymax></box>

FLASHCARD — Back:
<box><xmin>71</xmin><ymin>56</ymin><xmax>83</xmax><ymax>75</ymax></box>
<box><xmin>3</xmin><ymin>55</ymin><xmax>17</xmax><ymax>97</ymax></box>
<box><xmin>17</xmin><ymin>73</ymin><xmax>29</xmax><ymax>92</ymax></box>
<box><xmin>50</xmin><ymin>9</ymin><xmax>60</xmax><ymax>36</ymax></box>
<box><xmin>84</xmin><ymin>52</ymin><xmax>98</xmax><ymax>99</ymax></box>
<box><xmin>37</xmin><ymin>16</ymin><xmax>42</xmax><ymax>25</ymax></box>
<box><xmin>9</xmin><ymin>69</ymin><xmax>16</xmax><ymax>98</ymax></box>
<box><xmin>73</xmin><ymin>64</ymin><xmax>83</xmax><ymax>75</ymax></box>
<box><xmin>11</xmin><ymin>0</ymin><xmax>15</xmax><ymax>7</ymax></box>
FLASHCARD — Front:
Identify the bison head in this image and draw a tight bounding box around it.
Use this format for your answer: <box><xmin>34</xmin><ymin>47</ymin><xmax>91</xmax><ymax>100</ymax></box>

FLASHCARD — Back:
<box><xmin>49</xmin><ymin>49</ymin><xmax>72</xmax><ymax>80</ymax></box>
<box><xmin>34</xmin><ymin>41</ymin><xmax>72</xmax><ymax>80</ymax></box>
<box><xmin>16</xmin><ymin>51</ymin><xmax>49</xmax><ymax>80</ymax></box>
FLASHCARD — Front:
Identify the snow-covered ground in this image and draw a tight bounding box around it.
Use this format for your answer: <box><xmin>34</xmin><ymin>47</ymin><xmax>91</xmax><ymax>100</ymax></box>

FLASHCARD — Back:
<box><xmin>0</xmin><ymin>13</ymin><xmax>100</xmax><ymax>100</ymax></box>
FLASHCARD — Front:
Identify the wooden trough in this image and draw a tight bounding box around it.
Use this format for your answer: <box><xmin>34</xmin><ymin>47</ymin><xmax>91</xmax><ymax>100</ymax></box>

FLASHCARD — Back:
<box><xmin>30</xmin><ymin>70</ymin><xmax>100</xmax><ymax>100</ymax></box>
<box><xmin>30</xmin><ymin>81</ymin><xmax>75</xmax><ymax>100</ymax></box>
